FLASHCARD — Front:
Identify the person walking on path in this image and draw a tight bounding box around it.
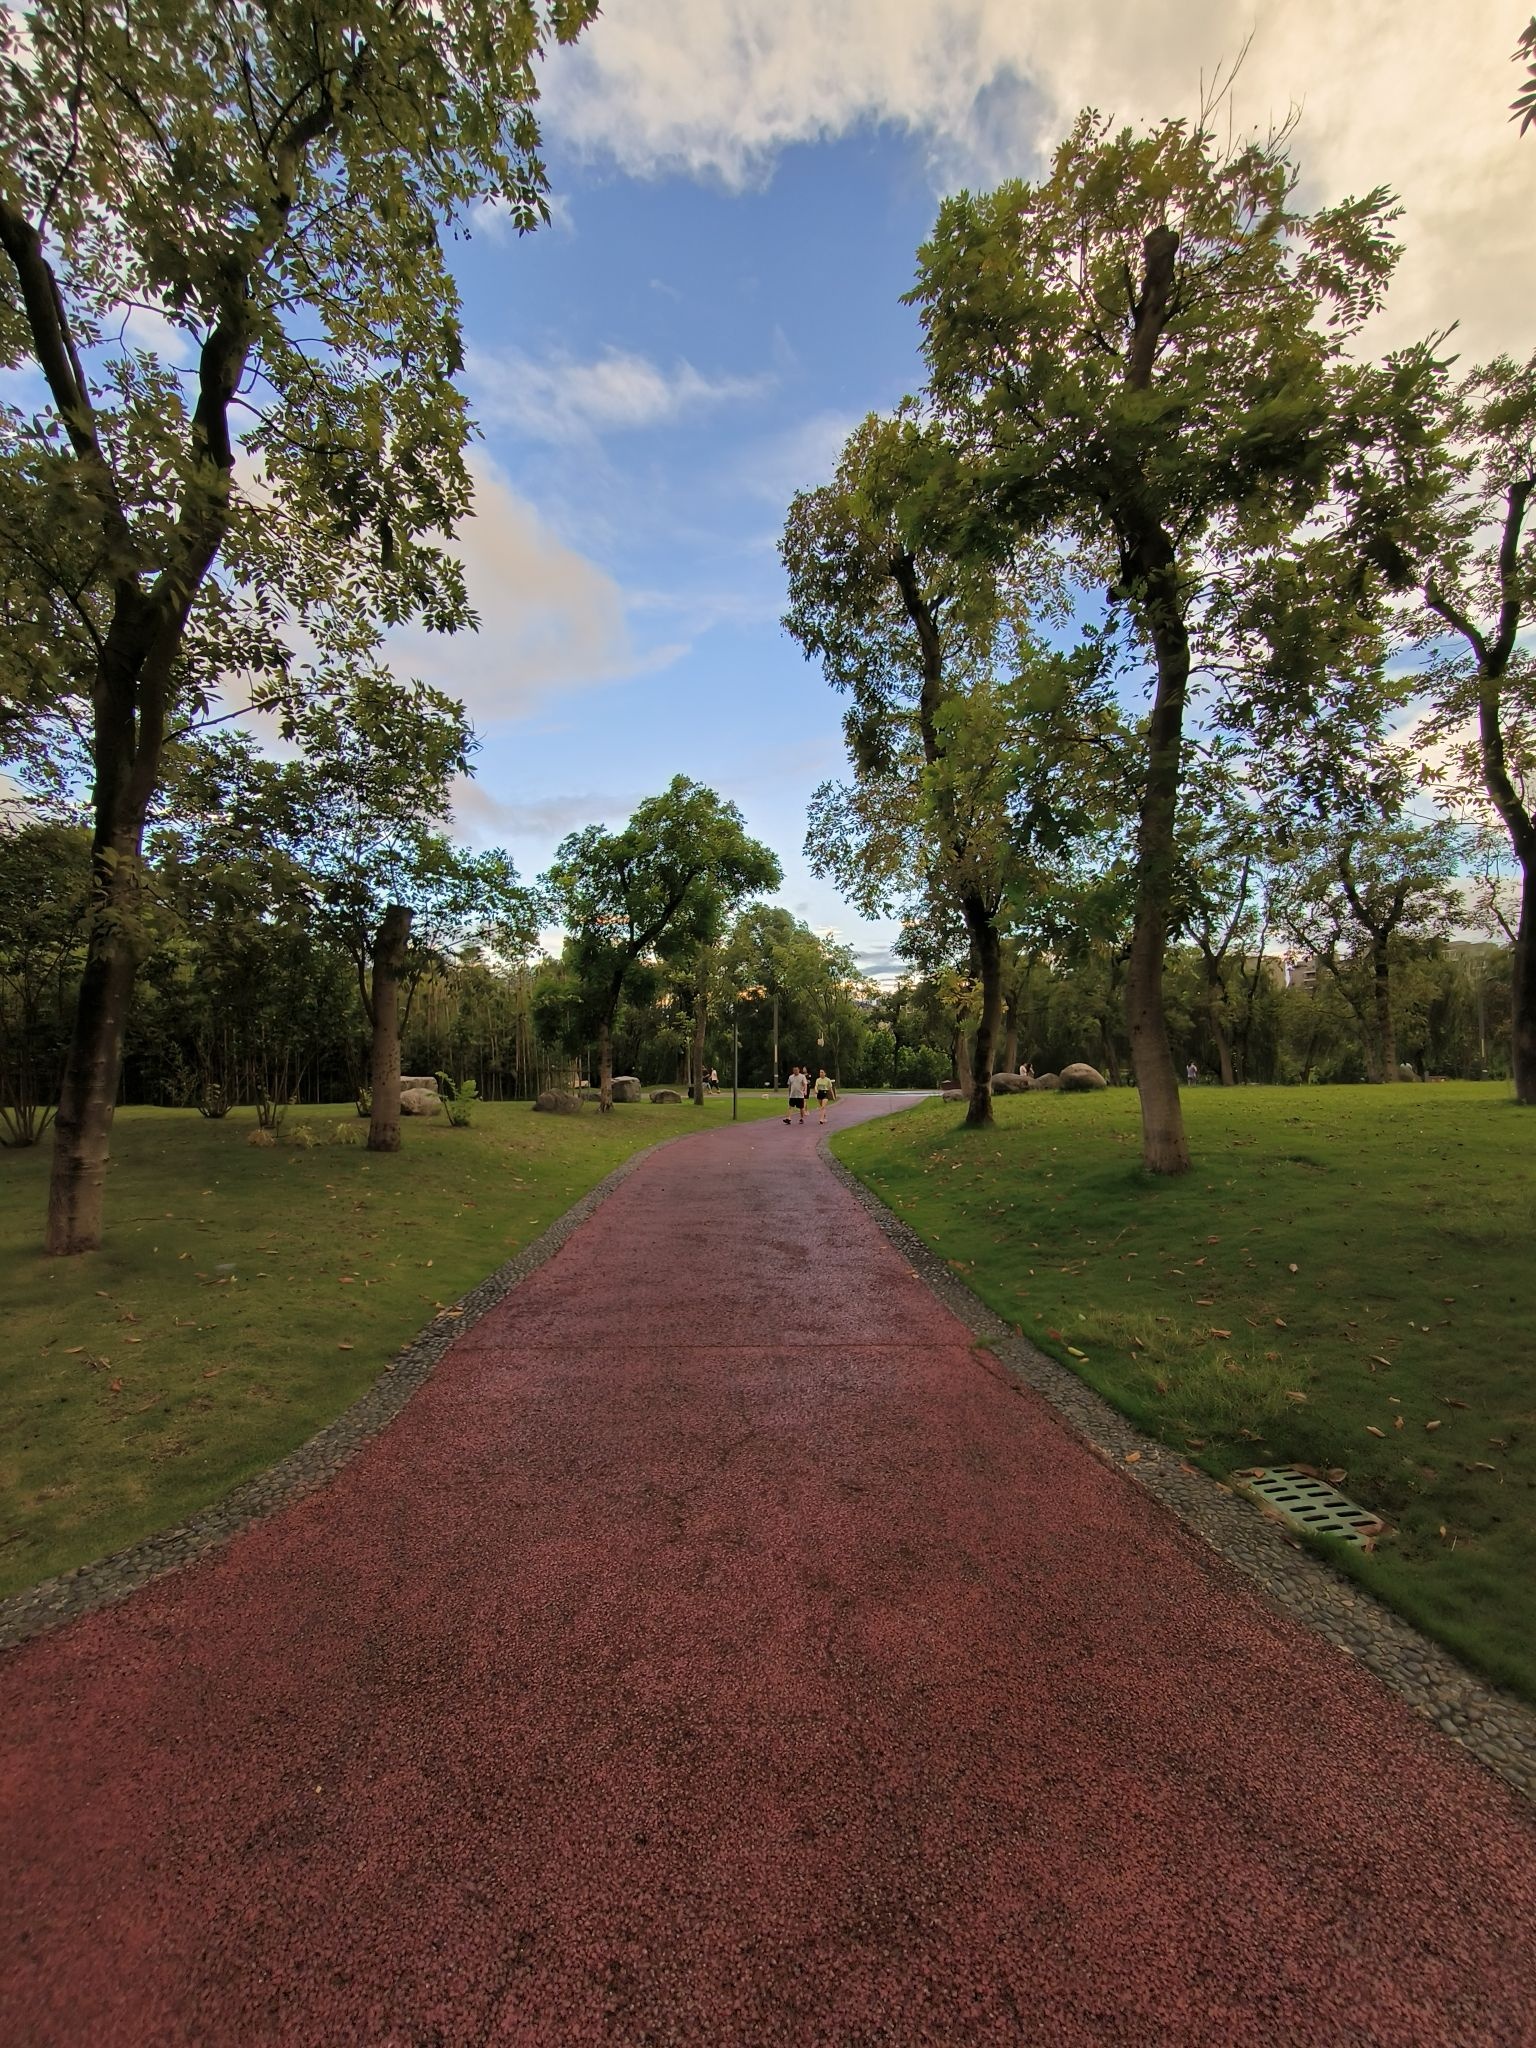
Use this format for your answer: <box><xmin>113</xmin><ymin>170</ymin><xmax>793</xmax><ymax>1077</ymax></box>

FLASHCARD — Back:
<box><xmin>785</xmin><ymin>1065</ymin><xmax>808</xmax><ymax>1123</ymax></box>
<box><xmin>815</xmin><ymin>1067</ymin><xmax>835</xmax><ymax>1123</ymax></box>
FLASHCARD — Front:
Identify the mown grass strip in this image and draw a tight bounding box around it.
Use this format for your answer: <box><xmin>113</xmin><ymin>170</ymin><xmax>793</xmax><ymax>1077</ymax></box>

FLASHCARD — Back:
<box><xmin>833</xmin><ymin>1083</ymin><xmax>1536</xmax><ymax>1705</ymax></box>
<box><xmin>1</xmin><ymin>1094</ymin><xmax>781</xmax><ymax>1596</ymax></box>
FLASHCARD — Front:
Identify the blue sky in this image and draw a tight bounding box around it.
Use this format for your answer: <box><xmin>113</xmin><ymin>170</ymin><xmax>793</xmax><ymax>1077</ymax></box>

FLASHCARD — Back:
<box><xmin>409</xmin><ymin>0</ymin><xmax>1531</xmax><ymax>979</ymax></box>
<box><xmin>429</xmin><ymin>129</ymin><xmax>945</xmax><ymax>975</ymax></box>
<box><xmin>4</xmin><ymin>2</ymin><xmax>1525</xmax><ymax>969</ymax></box>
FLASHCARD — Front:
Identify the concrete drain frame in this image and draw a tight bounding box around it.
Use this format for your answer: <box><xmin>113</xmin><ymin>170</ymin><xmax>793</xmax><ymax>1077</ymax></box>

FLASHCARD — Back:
<box><xmin>1235</xmin><ymin>1466</ymin><xmax>1388</xmax><ymax>1550</ymax></box>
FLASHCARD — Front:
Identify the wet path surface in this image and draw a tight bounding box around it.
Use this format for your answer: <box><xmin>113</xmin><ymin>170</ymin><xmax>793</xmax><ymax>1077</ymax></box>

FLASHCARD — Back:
<box><xmin>3</xmin><ymin>1094</ymin><xmax>1536</xmax><ymax>2046</ymax></box>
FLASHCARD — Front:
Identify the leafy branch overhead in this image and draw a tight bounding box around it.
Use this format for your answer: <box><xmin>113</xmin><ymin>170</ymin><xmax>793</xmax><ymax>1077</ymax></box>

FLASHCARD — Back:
<box><xmin>0</xmin><ymin>0</ymin><xmax>596</xmax><ymax>1251</ymax></box>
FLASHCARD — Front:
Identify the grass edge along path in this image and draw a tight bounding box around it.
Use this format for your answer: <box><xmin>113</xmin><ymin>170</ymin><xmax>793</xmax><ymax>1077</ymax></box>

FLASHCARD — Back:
<box><xmin>1</xmin><ymin>1094</ymin><xmax>783</xmax><ymax>1600</ymax></box>
<box><xmin>832</xmin><ymin>1083</ymin><xmax>1536</xmax><ymax>1707</ymax></box>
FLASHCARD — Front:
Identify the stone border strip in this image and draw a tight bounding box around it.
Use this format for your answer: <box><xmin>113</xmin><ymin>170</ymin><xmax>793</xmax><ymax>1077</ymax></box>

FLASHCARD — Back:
<box><xmin>0</xmin><ymin>1133</ymin><xmax>687</xmax><ymax>1656</ymax></box>
<box><xmin>820</xmin><ymin>1133</ymin><xmax>1536</xmax><ymax>1807</ymax></box>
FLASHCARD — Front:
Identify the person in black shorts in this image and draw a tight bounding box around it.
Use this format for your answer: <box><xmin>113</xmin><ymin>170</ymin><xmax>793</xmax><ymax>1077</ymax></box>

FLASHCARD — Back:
<box><xmin>785</xmin><ymin>1065</ymin><xmax>808</xmax><ymax>1123</ymax></box>
<box><xmin>814</xmin><ymin>1067</ymin><xmax>834</xmax><ymax>1123</ymax></box>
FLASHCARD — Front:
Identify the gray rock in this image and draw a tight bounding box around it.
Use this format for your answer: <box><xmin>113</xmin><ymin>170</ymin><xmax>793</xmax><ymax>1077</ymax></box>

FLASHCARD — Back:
<box><xmin>609</xmin><ymin>1075</ymin><xmax>643</xmax><ymax>1104</ymax></box>
<box><xmin>1059</xmin><ymin>1062</ymin><xmax>1107</xmax><ymax>1091</ymax></box>
<box><xmin>650</xmin><ymin>1089</ymin><xmax>684</xmax><ymax>1104</ymax></box>
<box><xmin>1032</xmin><ymin>1072</ymin><xmax>1062</xmax><ymax>1091</ymax></box>
<box><xmin>533</xmin><ymin>1089</ymin><xmax>582</xmax><ymax>1114</ymax></box>
<box><xmin>399</xmin><ymin>1075</ymin><xmax>439</xmax><ymax>1094</ymax></box>
<box><xmin>940</xmin><ymin>1086</ymin><xmax>967</xmax><ymax>1102</ymax></box>
<box><xmin>399</xmin><ymin>1088</ymin><xmax>443</xmax><ymax>1116</ymax></box>
<box><xmin>990</xmin><ymin>1073</ymin><xmax>1030</xmax><ymax>1094</ymax></box>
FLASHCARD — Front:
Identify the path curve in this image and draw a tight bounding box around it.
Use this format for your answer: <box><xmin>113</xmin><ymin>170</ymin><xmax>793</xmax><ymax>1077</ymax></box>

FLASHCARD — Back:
<box><xmin>3</xmin><ymin>1093</ymin><xmax>1535</xmax><ymax>2046</ymax></box>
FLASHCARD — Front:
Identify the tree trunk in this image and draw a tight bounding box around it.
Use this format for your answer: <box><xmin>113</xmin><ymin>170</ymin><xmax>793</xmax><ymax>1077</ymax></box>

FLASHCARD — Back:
<box><xmin>961</xmin><ymin>900</ymin><xmax>1001</xmax><ymax>1126</ymax></box>
<box><xmin>1124</xmin><ymin>549</ymin><xmax>1192</xmax><ymax>1174</ymax></box>
<box><xmin>1373</xmin><ymin>943</ymin><xmax>1398</xmax><ymax>1082</ymax></box>
<box><xmin>1513</xmin><ymin>863</ymin><xmax>1536</xmax><ymax>1104</ymax></box>
<box><xmin>1002</xmin><ymin>992</ymin><xmax>1020</xmax><ymax>1075</ymax></box>
<box><xmin>953</xmin><ymin>1023</ymin><xmax>973</xmax><ymax>1097</ymax></box>
<box><xmin>367</xmin><ymin>904</ymin><xmax>412</xmax><ymax>1153</ymax></box>
<box><xmin>1099</xmin><ymin>1019</ymin><xmax>1123</xmax><ymax>1088</ymax></box>
<box><xmin>1204</xmin><ymin>962</ymin><xmax>1236</xmax><ymax>1087</ymax></box>
<box><xmin>44</xmin><ymin>836</ymin><xmax>143</xmax><ymax>1255</ymax></box>
<box><xmin>691</xmin><ymin>985</ymin><xmax>708</xmax><ymax>1107</ymax></box>
<box><xmin>771</xmin><ymin>991</ymin><xmax>779</xmax><ymax>1090</ymax></box>
<box><xmin>597</xmin><ymin>1015</ymin><xmax>614</xmax><ymax>1112</ymax></box>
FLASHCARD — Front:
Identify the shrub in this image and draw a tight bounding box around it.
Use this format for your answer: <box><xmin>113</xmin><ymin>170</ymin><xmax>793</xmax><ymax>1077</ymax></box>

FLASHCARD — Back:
<box><xmin>435</xmin><ymin>1073</ymin><xmax>478</xmax><ymax>1126</ymax></box>
<box><xmin>0</xmin><ymin>1096</ymin><xmax>55</xmax><ymax>1147</ymax></box>
<box><xmin>197</xmin><ymin>1083</ymin><xmax>230</xmax><ymax>1120</ymax></box>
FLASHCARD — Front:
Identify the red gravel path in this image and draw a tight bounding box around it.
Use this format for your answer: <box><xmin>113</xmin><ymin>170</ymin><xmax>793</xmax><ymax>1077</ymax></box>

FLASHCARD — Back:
<box><xmin>4</xmin><ymin>1096</ymin><xmax>1536</xmax><ymax>2047</ymax></box>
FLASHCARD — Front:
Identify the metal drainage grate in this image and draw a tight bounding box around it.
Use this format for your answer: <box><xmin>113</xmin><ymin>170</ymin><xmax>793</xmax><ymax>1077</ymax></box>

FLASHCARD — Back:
<box><xmin>1235</xmin><ymin>1466</ymin><xmax>1387</xmax><ymax>1550</ymax></box>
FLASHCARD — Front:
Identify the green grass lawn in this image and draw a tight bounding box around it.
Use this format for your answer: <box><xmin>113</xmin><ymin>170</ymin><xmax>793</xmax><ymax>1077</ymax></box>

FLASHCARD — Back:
<box><xmin>0</xmin><ymin>1091</ymin><xmax>782</xmax><ymax>1598</ymax></box>
<box><xmin>834</xmin><ymin>1083</ymin><xmax>1536</xmax><ymax>1704</ymax></box>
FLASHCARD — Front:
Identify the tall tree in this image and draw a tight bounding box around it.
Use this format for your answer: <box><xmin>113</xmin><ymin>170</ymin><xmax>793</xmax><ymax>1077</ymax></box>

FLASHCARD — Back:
<box><xmin>1271</xmin><ymin>818</ymin><xmax>1464</xmax><ymax>1081</ymax></box>
<box><xmin>543</xmin><ymin>779</ymin><xmax>780</xmax><ymax>1112</ymax></box>
<box><xmin>1415</xmin><ymin>355</ymin><xmax>1536</xmax><ymax>1102</ymax></box>
<box><xmin>164</xmin><ymin>676</ymin><xmax>530</xmax><ymax>1150</ymax></box>
<box><xmin>0</xmin><ymin>0</ymin><xmax>595</xmax><ymax>1251</ymax></box>
<box><xmin>908</xmin><ymin>111</ymin><xmax>1401</xmax><ymax>1169</ymax></box>
<box><xmin>786</xmin><ymin>408</ymin><xmax>1119</xmax><ymax>1124</ymax></box>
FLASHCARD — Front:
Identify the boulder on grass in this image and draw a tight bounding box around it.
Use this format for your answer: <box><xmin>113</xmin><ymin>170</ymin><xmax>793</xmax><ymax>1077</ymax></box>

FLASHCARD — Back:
<box><xmin>990</xmin><ymin>1072</ymin><xmax>1029</xmax><ymax>1094</ymax></box>
<box><xmin>399</xmin><ymin>1075</ymin><xmax>439</xmax><ymax>1094</ymax></box>
<box><xmin>1059</xmin><ymin>1062</ymin><xmax>1107</xmax><ymax>1092</ymax></box>
<box><xmin>940</xmin><ymin>1086</ymin><xmax>967</xmax><ymax>1102</ymax></box>
<box><xmin>1031</xmin><ymin>1071</ymin><xmax>1062</xmax><ymax>1091</ymax></box>
<box><xmin>609</xmin><ymin>1075</ymin><xmax>643</xmax><ymax>1103</ymax></box>
<box><xmin>400</xmin><ymin>1087</ymin><xmax>442</xmax><ymax>1116</ymax></box>
<box><xmin>650</xmin><ymin>1088</ymin><xmax>683</xmax><ymax>1104</ymax></box>
<box><xmin>534</xmin><ymin>1089</ymin><xmax>582</xmax><ymax>1114</ymax></box>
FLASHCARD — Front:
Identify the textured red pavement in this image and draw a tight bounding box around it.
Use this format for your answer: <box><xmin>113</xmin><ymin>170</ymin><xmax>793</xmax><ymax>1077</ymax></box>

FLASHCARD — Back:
<box><xmin>4</xmin><ymin>1096</ymin><xmax>1536</xmax><ymax>2048</ymax></box>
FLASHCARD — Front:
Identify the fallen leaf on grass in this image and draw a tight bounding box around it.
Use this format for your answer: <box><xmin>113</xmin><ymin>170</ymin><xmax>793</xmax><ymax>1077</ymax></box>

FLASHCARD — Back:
<box><xmin>1066</xmin><ymin>1346</ymin><xmax>1087</xmax><ymax>1359</ymax></box>
<box><xmin>107</xmin><ymin>1377</ymin><xmax>122</xmax><ymax>1392</ymax></box>
<box><xmin>1443</xmin><ymin>1397</ymin><xmax>1469</xmax><ymax>1409</ymax></box>
<box><xmin>64</xmin><ymin>1346</ymin><xmax>83</xmax><ymax>1355</ymax></box>
<box><xmin>1273</xmin><ymin>1317</ymin><xmax>1287</xmax><ymax>1329</ymax></box>
<box><xmin>1394</xmin><ymin>1416</ymin><xmax>1405</xmax><ymax>1429</ymax></box>
<box><xmin>1185</xmin><ymin>1437</ymin><xmax>1206</xmax><ymax>1450</ymax></box>
<box><xmin>1370</xmin><ymin>1356</ymin><xmax>1394</xmax><ymax>1370</ymax></box>
<box><xmin>1124</xmin><ymin>1450</ymin><xmax>1141</xmax><ymax>1464</ymax></box>
<box><xmin>1195</xmin><ymin>1296</ymin><xmax>1215</xmax><ymax>1306</ymax></box>
<box><xmin>1425</xmin><ymin>1420</ymin><xmax>1442</xmax><ymax>1432</ymax></box>
<box><xmin>1285</xmin><ymin>1390</ymin><xmax>1308</xmax><ymax>1403</ymax></box>
<box><xmin>1209</xmin><ymin>1327</ymin><xmax>1233</xmax><ymax>1339</ymax></box>
<box><xmin>1287</xmin><ymin>1263</ymin><xmax>1299</xmax><ymax>1274</ymax></box>
<box><xmin>1465</xmin><ymin>1462</ymin><xmax>1497</xmax><ymax>1473</ymax></box>
<box><xmin>337</xmin><ymin>1343</ymin><xmax>354</xmax><ymax>1352</ymax></box>
<box><xmin>1366</xmin><ymin>1426</ymin><xmax>1386</xmax><ymax>1438</ymax></box>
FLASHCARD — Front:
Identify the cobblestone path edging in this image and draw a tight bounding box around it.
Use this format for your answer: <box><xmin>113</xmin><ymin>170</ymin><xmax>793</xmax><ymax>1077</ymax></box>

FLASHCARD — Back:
<box><xmin>821</xmin><ymin>1134</ymin><xmax>1536</xmax><ymax>1806</ymax></box>
<box><xmin>0</xmin><ymin>1134</ymin><xmax>689</xmax><ymax>1656</ymax></box>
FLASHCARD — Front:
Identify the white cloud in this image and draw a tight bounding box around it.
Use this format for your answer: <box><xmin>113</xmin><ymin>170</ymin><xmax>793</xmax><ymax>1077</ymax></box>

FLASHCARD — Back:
<box><xmin>466</xmin><ymin>343</ymin><xmax>774</xmax><ymax>443</ymax></box>
<box><xmin>450</xmin><ymin>777</ymin><xmax>641</xmax><ymax>844</ymax></box>
<box><xmin>739</xmin><ymin>408</ymin><xmax>864</xmax><ymax>505</ymax></box>
<box><xmin>386</xmin><ymin>457</ymin><xmax>680</xmax><ymax>720</ymax></box>
<box><xmin>541</xmin><ymin>0</ymin><xmax>1534</xmax><ymax>361</ymax></box>
<box><xmin>121</xmin><ymin>304</ymin><xmax>197</xmax><ymax>367</ymax></box>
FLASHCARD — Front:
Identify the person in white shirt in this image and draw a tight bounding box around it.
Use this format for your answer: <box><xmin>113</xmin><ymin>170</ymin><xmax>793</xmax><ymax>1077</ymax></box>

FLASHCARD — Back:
<box><xmin>785</xmin><ymin>1066</ymin><xmax>808</xmax><ymax>1123</ymax></box>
